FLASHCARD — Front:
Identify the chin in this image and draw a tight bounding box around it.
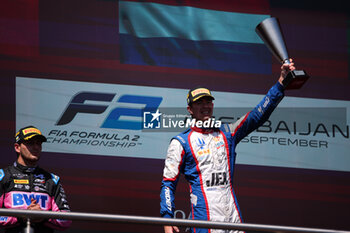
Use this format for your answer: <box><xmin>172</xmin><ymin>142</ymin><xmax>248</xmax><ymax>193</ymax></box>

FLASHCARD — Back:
<box><xmin>30</xmin><ymin>156</ymin><xmax>40</xmax><ymax>161</ymax></box>
<box><xmin>203</xmin><ymin>116</ymin><xmax>212</xmax><ymax>121</ymax></box>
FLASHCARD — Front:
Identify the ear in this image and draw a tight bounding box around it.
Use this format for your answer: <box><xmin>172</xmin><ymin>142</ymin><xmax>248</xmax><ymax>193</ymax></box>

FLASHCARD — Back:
<box><xmin>14</xmin><ymin>143</ymin><xmax>21</xmax><ymax>154</ymax></box>
<box><xmin>187</xmin><ymin>105</ymin><xmax>193</xmax><ymax>115</ymax></box>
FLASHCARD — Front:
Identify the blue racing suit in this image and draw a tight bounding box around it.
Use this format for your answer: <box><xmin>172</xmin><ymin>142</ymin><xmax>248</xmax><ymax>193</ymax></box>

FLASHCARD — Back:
<box><xmin>160</xmin><ymin>82</ymin><xmax>284</xmax><ymax>233</ymax></box>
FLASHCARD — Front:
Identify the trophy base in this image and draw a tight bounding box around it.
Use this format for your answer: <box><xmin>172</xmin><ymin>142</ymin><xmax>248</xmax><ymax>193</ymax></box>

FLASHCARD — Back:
<box><xmin>282</xmin><ymin>70</ymin><xmax>310</xmax><ymax>90</ymax></box>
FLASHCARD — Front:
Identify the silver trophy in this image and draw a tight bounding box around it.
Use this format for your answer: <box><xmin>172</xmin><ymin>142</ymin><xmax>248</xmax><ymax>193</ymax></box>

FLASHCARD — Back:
<box><xmin>256</xmin><ymin>17</ymin><xmax>310</xmax><ymax>89</ymax></box>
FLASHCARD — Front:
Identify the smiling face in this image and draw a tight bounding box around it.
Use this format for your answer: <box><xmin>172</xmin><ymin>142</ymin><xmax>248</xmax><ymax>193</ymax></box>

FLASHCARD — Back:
<box><xmin>187</xmin><ymin>96</ymin><xmax>214</xmax><ymax>122</ymax></box>
<box><xmin>15</xmin><ymin>137</ymin><xmax>43</xmax><ymax>167</ymax></box>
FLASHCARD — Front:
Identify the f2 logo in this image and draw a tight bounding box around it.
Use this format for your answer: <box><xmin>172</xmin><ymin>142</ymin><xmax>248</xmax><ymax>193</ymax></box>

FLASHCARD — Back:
<box><xmin>56</xmin><ymin>92</ymin><xmax>162</xmax><ymax>130</ymax></box>
<box><xmin>56</xmin><ymin>92</ymin><xmax>114</xmax><ymax>126</ymax></box>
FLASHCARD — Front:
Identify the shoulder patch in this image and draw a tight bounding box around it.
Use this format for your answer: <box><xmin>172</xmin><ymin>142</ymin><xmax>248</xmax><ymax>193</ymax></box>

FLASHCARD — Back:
<box><xmin>175</xmin><ymin>135</ymin><xmax>186</xmax><ymax>144</ymax></box>
<box><xmin>51</xmin><ymin>173</ymin><xmax>60</xmax><ymax>184</ymax></box>
<box><xmin>173</xmin><ymin>128</ymin><xmax>191</xmax><ymax>144</ymax></box>
<box><xmin>0</xmin><ymin>169</ymin><xmax>4</xmax><ymax>181</ymax></box>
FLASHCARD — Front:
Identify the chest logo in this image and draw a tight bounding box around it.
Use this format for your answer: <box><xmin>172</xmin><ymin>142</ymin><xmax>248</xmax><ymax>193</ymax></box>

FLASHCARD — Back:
<box><xmin>12</xmin><ymin>193</ymin><xmax>49</xmax><ymax>208</ymax></box>
<box><xmin>213</xmin><ymin>136</ymin><xmax>225</xmax><ymax>149</ymax></box>
<box><xmin>206</xmin><ymin>172</ymin><xmax>229</xmax><ymax>187</ymax></box>
<box><xmin>196</xmin><ymin>138</ymin><xmax>206</xmax><ymax>149</ymax></box>
<box><xmin>14</xmin><ymin>179</ymin><xmax>29</xmax><ymax>184</ymax></box>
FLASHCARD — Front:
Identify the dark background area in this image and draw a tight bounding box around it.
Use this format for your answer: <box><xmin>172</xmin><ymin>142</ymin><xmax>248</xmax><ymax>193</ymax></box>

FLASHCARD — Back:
<box><xmin>0</xmin><ymin>0</ymin><xmax>349</xmax><ymax>232</ymax></box>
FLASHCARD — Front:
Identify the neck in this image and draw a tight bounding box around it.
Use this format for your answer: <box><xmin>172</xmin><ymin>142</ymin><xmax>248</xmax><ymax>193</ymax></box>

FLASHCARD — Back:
<box><xmin>17</xmin><ymin>156</ymin><xmax>37</xmax><ymax>167</ymax></box>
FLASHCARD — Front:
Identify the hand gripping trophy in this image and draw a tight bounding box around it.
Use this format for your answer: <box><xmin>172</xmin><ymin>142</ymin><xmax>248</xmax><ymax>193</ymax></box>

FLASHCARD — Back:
<box><xmin>256</xmin><ymin>17</ymin><xmax>310</xmax><ymax>89</ymax></box>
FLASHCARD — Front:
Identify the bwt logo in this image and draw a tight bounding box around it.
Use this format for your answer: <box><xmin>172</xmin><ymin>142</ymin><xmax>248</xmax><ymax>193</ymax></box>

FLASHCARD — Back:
<box><xmin>56</xmin><ymin>92</ymin><xmax>162</xmax><ymax>130</ymax></box>
<box><xmin>12</xmin><ymin>193</ymin><xmax>49</xmax><ymax>208</ymax></box>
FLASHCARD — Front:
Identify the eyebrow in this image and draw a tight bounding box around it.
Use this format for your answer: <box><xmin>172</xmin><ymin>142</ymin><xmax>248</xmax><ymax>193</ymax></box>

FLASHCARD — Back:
<box><xmin>197</xmin><ymin>99</ymin><xmax>212</xmax><ymax>103</ymax></box>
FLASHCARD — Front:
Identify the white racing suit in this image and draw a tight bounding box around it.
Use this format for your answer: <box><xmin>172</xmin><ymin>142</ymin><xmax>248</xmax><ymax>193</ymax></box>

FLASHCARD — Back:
<box><xmin>160</xmin><ymin>82</ymin><xmax>284</xmax><ymax>233</ymax></box>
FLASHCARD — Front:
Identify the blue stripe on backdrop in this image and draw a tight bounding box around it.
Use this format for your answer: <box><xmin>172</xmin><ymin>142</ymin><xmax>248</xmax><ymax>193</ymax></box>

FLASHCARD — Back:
<box><xmin>119</xmin><ymin>34</ymin><xmax>272</xmax><ymax>74</ymax></box>
<box><xmin>119</xmin><ymin>1</ymin><xmax>272</xmax><ymax>74</ymax></box>
<box><xmin>119</xmin><ymin>1</ymin><xmax>269</xmax><ymax>43</ymax></box>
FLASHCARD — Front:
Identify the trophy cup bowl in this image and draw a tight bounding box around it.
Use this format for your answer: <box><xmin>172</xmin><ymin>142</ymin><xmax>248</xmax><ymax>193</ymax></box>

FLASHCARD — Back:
<box><xmin>255</xmin><ymin>17</ymin><xmax>310</xmax><ymax>89</ymax></box>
